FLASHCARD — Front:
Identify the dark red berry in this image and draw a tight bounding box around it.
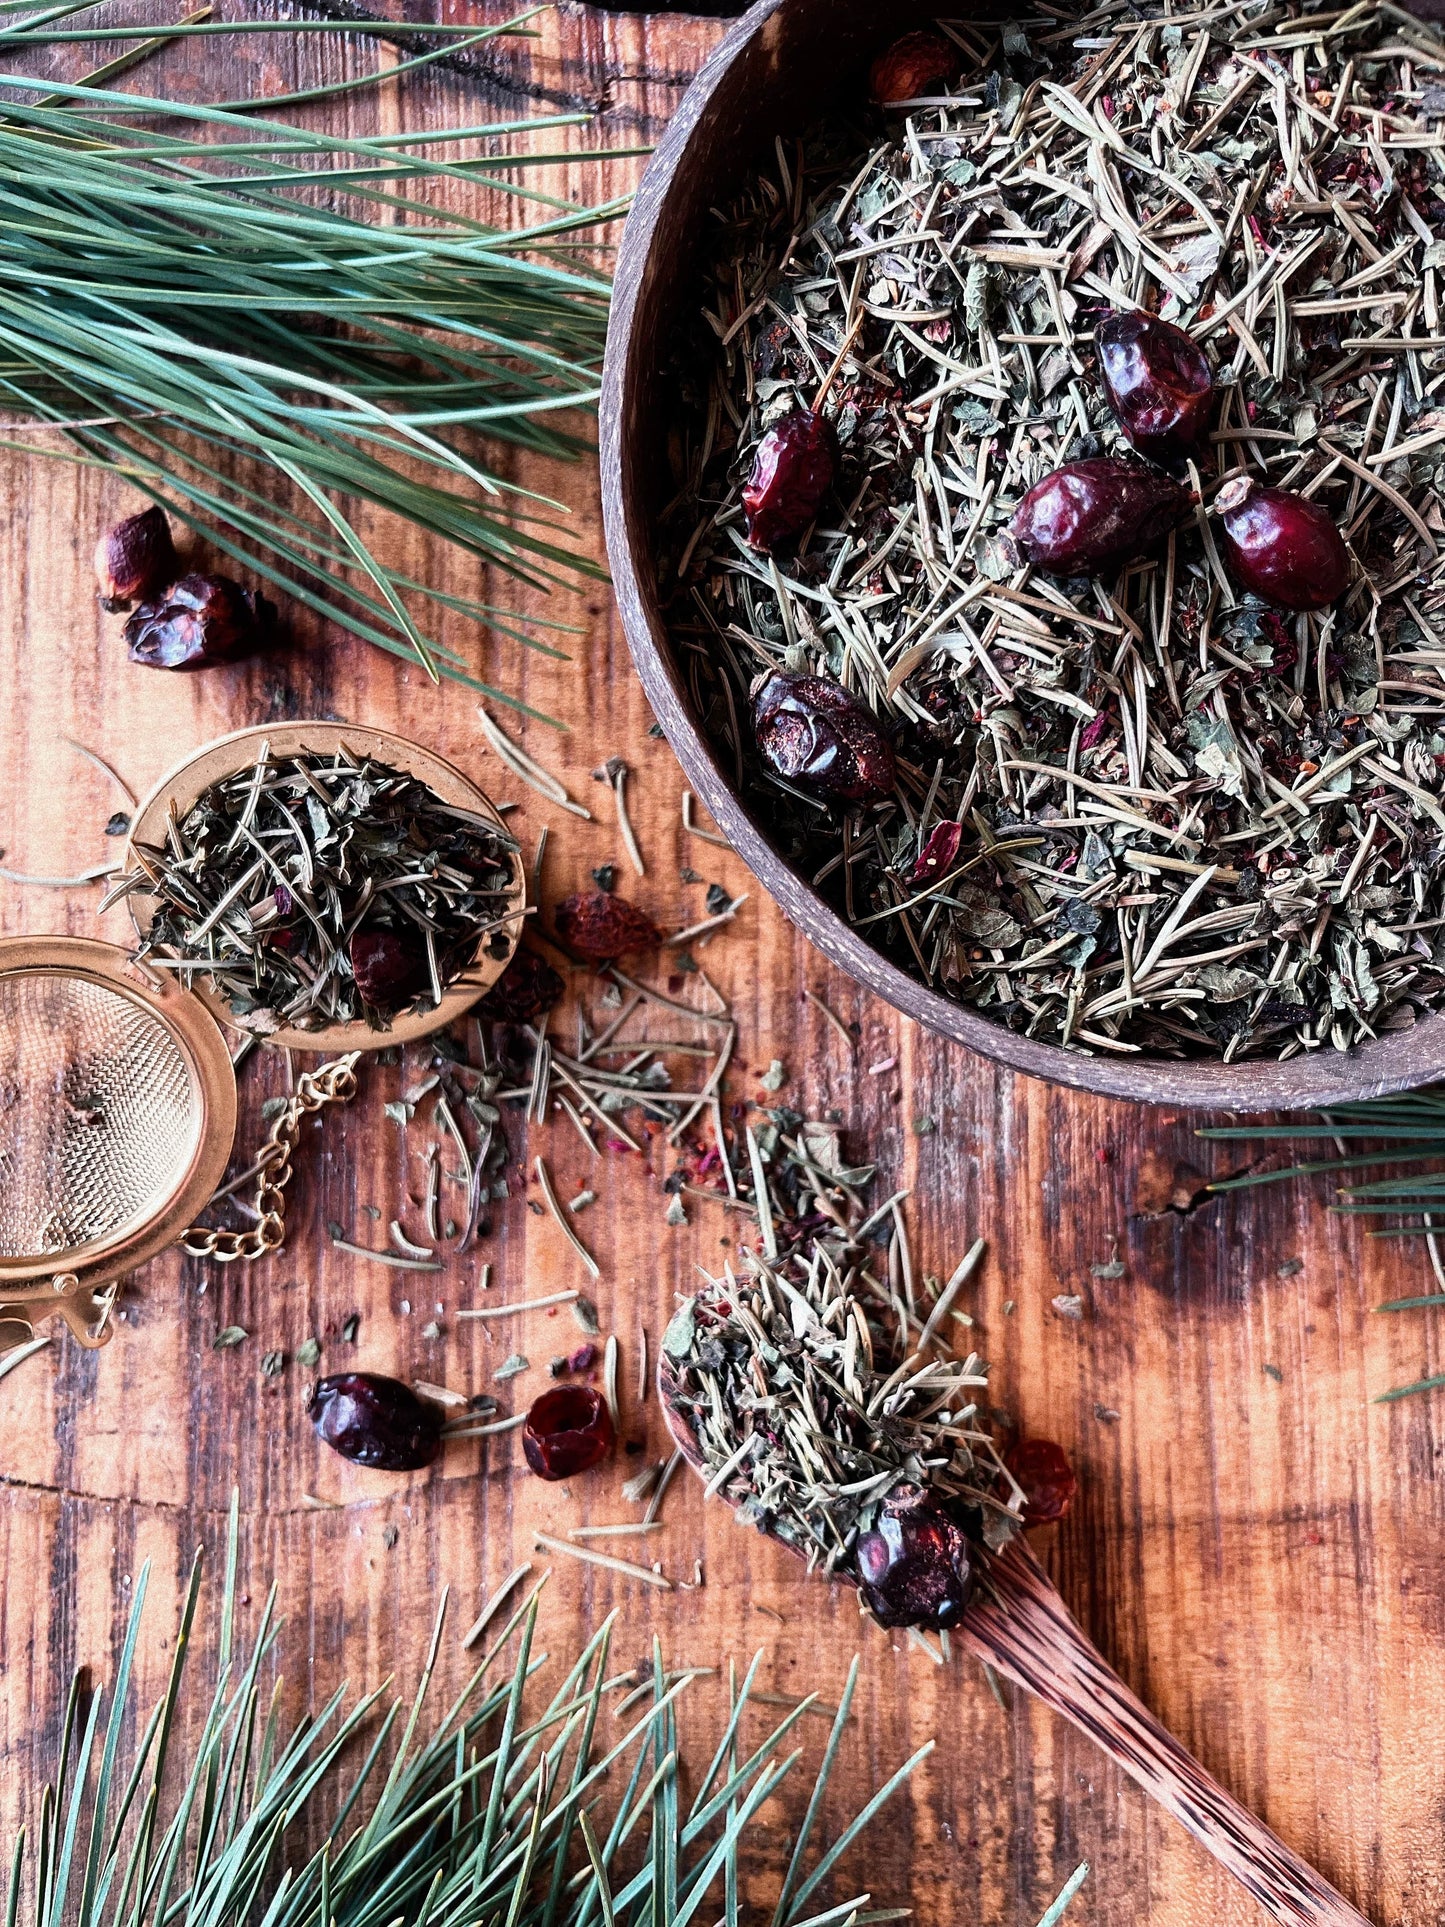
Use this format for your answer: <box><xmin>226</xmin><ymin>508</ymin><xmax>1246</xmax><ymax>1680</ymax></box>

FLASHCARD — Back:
<box><xmin>752</xmin><ymin>671</ymin><xmax>896</xmax><ymax>802</ymax></box>
<box><xmin>1096</xmin><ymin>310</ymin><xmax>1214</xmax><ymax>465</ymax></box>
<box><xmin>523</xmin><ymin>1384</ymin><xmax>615</xmax><ymax>1480</ymax></box>
<box><xmin>908</xmin><ymin>819</ymin><xmax>963</xmax><ymax>887</ymax></box>
<box><xmin>1010</xmin><ymin>459</ymin><xmax>1190</xmax><ymax>574</ymax></box>
<box><xmin>477</xmin><ymin>946</ymin><xmax>564</xmax><ymax>1024</ymax></box>
<box><xmin>869</xmin><ymin>30</ymin><xmax>958</xmax><ymax>105</ymax></box>
<box><xmin>742</xmin><ymin>410</ymin><xmax>836</xmax><ymax>552</ymax></box>
<box><xmin>350</xmin><ymin>929</ymin><xmax>429</xmax><ymax>1008</ymax></box>
<box><xmin>554</xmin><ymin>890</ymin><xmax>659</xmax><ymax>963</ymax></box>
<box><xmin>95</xmin><ymin>506</ymin><xmax>178</xmax><ymax>608</ymax></box>
<box><xmin>124</xmin><ymin>573</ymin><xmax>276</xmax><ymax>669</ymax></box>
<box><xmin>855</xmin><ymin>1486</ymin><xmax>974</xmax><ymax>1629</ymax></box>
<box><xmin>1214</xmin><ymin>477</ymin><xmax>1351</xmax><ymax>610</ymax></box>
<box><xmin>307</xmin><ymin>1373</ymin><xmax>442</xmax><ymax>1471</ymax></box>
<box><xmin>1005</xmin><ymin>1438</ymin><xmax>1077</xmax><ymax>1525</ymax></box>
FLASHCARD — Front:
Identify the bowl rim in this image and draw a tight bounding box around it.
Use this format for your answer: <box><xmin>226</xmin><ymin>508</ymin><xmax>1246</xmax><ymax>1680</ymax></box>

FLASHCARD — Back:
<box><xmin>599</xmin><ymin>0</ymin><xmax>1445</xmax><ymax>1110</ymax></box>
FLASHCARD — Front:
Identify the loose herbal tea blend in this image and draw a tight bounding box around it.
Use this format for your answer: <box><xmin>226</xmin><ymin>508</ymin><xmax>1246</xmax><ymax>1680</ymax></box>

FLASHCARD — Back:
<box><xmin>660</xmin><ymin>1125</ymin><xmax>1026</xmax><ymax>1630</ymax></box>
<box><xmin>665</xmin><ymin>0</ymin><xmax>1445</xmax><ymax>1061</ymax></box>
<box><xmin>108</xmin><ymin>744</ymin><xmax>519</xmax><ymax>1033</ymax></box>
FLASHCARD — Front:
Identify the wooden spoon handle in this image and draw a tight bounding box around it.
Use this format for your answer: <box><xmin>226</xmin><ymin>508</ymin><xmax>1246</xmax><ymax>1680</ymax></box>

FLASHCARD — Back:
<box><xmin>962</xmin><ymin>1542</ymin><xmax>1371</xmax><ymax>1927</ymax></box>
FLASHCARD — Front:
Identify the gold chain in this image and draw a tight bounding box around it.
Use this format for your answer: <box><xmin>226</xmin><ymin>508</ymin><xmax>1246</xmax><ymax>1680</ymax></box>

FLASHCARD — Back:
<box><xmin>181</xmin><ymin>1053</ymin><xmax>362</xmax><ymax>1263</ymax></box>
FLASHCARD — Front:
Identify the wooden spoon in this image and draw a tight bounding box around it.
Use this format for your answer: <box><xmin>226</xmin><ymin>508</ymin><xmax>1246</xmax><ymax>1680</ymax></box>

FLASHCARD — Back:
<box><xmin>659</xmin><ymin>1350</ymin><xmax>1371</xmax><ymax>1927</ymax></box>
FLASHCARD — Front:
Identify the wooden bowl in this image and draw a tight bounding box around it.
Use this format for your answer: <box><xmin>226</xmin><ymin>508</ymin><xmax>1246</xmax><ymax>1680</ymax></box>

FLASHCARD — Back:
<box><xmin>125</xmin><ymin>721</ymin><xmax>525</xmax><ymax>1054</ymax></box>
<box><xmin>601</xmin><ymin>0</ymin><xmax>1445</xmax><ymax>1110</ymax></box>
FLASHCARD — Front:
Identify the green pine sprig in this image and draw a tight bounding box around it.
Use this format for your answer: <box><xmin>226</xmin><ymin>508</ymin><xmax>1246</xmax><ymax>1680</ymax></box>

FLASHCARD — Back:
<box><xmin>5</xmin><ymin>1495</ymin><xmax>1088</xmax><ymax>1927</ymax></box>
<box><xmin>0</xmin><ymin>4</ymin><xmax>630</xmax><ymax>719</ymax></box>
<box><xmin>1202</xmin><ymin>1087</ymin><xmax>1445</xmax><ymax>1400</ymax></box>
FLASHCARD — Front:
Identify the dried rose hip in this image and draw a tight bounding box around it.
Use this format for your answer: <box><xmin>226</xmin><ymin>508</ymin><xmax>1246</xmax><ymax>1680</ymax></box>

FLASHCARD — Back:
<box><xmin>477</xmin><ymin>946</ymin><xmax>564</xmax><ymax>1025</ymax></box>
<box><xmin>869</xmin><ymin>30</ymin><xmax>957</xmax><ymax>105</ymax></box>
<box><xmin>1096</xmin><ymin>310</ymin><xmax>1214</xmax><ymax>465</ymax></box>
<box><xmin>742</xmin><ymin>409</ymin><xmax>836</xmax><ymax>552</ymax></box>
<box><xmin>523</xmin><ymin>1384</ymin><xmax>614</xmax><ymax>1480</ymax></box>
<box><xmin>307</xmin><ymin>1373</ymin><xmax>442</xmax><ymax>1471</ymax></box>
<box><xmin>855</xmin><ymin>1487</ymin><xmax>974</xmax><ymax>1629</ymax></box>
<box><xmin>95</xmin><ymin>505</ymin><xmax>178</xmax><ymax>608</ymax></box>
<box><xmin>555</xmin><ymin>890</ymin><xmax>659</xmax><ymax>963</ymax></box>
<box><xmin>124</xmin><ymin>573</ymin><xmax>276</xmax><ymax>669</ymax></box>
<box><xmin>752</xmin><ymin>671</ymin><xmax>895</xmax><ymax>802</ymax></box>
<box><xmin>1009</xmin><ymin>458</ymin><xmax>1189</xmax><ymax>574</ymax></box>
<box><xmin>1006</xmin><ymin>1438</ymin><xmax>1077</xmax><ymax>1525</ymax></box>
<box><xmin>1214</xmin><ymin>476</ymin><xmax>1351</xmax><ymax>610</ymax></box>
<box><xmin>350</xmin><ymin>929</ymin><xmax>429</xmax><ymax>1008</ymax></box>
<box><xmin>908</xmin><ymin>819</ymin><xmax>963</xmax><ymax>887</ymax></box>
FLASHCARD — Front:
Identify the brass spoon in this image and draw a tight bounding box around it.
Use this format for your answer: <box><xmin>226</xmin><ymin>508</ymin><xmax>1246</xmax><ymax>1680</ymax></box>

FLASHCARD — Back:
<box><xmin>659</xmin><ymin>1347</ymin><xmax>1371</xmax><ymax>1927</ymax></box>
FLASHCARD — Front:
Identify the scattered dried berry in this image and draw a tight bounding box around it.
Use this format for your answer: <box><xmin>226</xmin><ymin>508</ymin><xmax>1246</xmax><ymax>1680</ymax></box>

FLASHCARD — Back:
<box><xmin>855</xmin><ymin>1486</ymin><xmax>974</xmax><ymax>1629</ymax></box>
<box><xmin>522</xmin><ymin>1384</ymin><xmax>615</xmax><ymax>1480</ymax></box>
<box><xmin>124</xmin><ymin>573</ymin><xmax>276</xmax><ymax>669</ymax></box>
<box><xmin>1096</xmin><ymin>310</ymin><xmax>1214</xmax><ymax>465</ymax></box>
<box><xmin>908</xmin><ymin>819</ymin><xmax>963</xmax><ymax>887</ymax></box>
<box><xmin>555</xmin><ymin>890</ymin><xmax>659</xmax><ymax>962</ymax></box>
<box><xmin>476</xmin><ymin>945</ymin><xmax>564</xmax><ymax>1024</ymax></box>
<box><xmin>1005</xmin><ymin>1438</ymin><xmax>1077</xmax><ymax>1525</ymax></box>
<box><xmin>752</xmin><ymin>670</ymin><xmax>896</xmax><ymax>802</ymax></box>
<box><xmin>307</xmin><ymin>1372</ymin><xmax>442</xmax><ymax>1471</ymax></box>
<box><xmin>742</xmin><ymin>409</ymin><xmax>836</xmax><ymax>552</ymax></box>
<box><xmin>869</xmin><ymin>30</ymin><xmax>957</xmax><ymax>106</ymax></box>
<box><xmin>95</xmin><ymin>505</ymin><xmax>178</xmax><ymax>608</ymax></box>
<box><xmin>1009</xmin><ymin>458</ymin><xmax>1190</xmax><ymax>573</ymax></box>
<box><xmin>350</xmin><ymin>929</ymin><xmax>429</xmax><ymax>1009</ymax></box>
<box><xmin>1214</xmin><ymin>477</ymin><xmax>1351</xmax><ymax>610</ymax></box>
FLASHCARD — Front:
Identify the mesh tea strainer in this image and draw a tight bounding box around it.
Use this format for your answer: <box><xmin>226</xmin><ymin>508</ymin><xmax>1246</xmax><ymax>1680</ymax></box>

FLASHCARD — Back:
<box><xmin>0</xmin><ymin>722</ymin><xmax>524</xmax><ymax>1356</ymax></box>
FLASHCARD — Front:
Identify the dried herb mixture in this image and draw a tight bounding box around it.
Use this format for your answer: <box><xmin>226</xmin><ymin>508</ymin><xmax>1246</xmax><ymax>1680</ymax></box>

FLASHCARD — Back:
<box><xmin>666</xmin><ymin>0</ymin><xmax>1445</xmax><ymax>1061</ymax></box>
<box><xmin>109</xmin><ymin>744</ymin><xmax>521</xmax><ymax>1032</ymax></box>
<box><xmin>661</xmin><ymin>1127</ymin><xmax>1024</xmax><ymax>1627</ymax></box>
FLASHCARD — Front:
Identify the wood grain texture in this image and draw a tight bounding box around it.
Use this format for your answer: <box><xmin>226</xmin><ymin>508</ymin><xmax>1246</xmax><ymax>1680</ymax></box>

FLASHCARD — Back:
<box><xmin>0</xmin><ymin>8</ymin><xmax>1443</xmax><ymax>1927</ymax></box>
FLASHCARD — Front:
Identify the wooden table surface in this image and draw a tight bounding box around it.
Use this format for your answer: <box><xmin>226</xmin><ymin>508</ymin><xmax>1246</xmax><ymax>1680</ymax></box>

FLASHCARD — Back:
<box><xmin>2</xmin><ymin>8</ymin><xmax>1443</xmax><ymax>1925</ymax></box>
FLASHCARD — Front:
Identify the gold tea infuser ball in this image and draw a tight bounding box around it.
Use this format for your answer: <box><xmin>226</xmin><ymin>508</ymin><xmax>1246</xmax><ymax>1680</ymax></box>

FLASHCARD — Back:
<box><xmin>0</xmin><ymin>722</ymin><xmax>525</xmax><ymax>1356</ymax></box>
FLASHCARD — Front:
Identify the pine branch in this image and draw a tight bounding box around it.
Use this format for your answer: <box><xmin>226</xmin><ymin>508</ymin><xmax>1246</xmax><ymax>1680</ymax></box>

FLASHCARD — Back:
<box><xmin>0</xmin><ymin>4</ymin><xmax>628</xmax><ymax>715</ymax></box>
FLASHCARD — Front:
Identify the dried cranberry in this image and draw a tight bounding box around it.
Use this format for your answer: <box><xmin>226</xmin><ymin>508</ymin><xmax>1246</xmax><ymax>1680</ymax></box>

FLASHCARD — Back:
<box><xmin>1010</xmin><ymin>459</ymin><xmax>1190</xmax><ymax>574</ymax></box>
<box><xmin>554</xmin><ymin>890</ymin><xmax>659</xmax><ymax>963</ymax></box>
<box><xmin>307</xmin><ymin>1373</ymin><xmax>442</xmax><ymax>1471</ymax></box>
<box><xmin>1214</xmin><ymin>477</ymin><xmax>1351</xmax><ymax>610</ymax></box>
<box><xmin>523</xmin><ymin>1384</ymin><xmax>614</xmax><ymax>1480</ymax></box>
<box><xmin>124</xmin><ymin>573</ymin><xmax>275</xmax><ymax>669</ymax></box>
<box><xmin>1005</xmin><ymin>1438</ymin><xmax>1077</xmax><ymax>1525</ymax></box>
<box><xmin>752</xmin><ymin>671</ymin><xmax>896</xmax><ymax>802</ymax></box>
<box><xmin>742</xmin><ymin>410</ymin><xmax>836</xmax><ymax>552</ymax></box>
<box><xmin>869</xmin><ymin>30</ymin><xmax>958</xmax><ymax>105</ymax></box>
<box><xmin>350</xmin><ymin>929</ymin><xmax>429</xmax><ymax>1008</ymax></box>
<box><xmin>1096</xmin><ymin>311</ymin><xmax>1214</xmax><ymax>465</ymax></box>
<box><xmin>95</xmin><ymin>506</ymin><xmax>178</xmax><ymax>608</ymax></box>
<box><xmin>908</xmin><ymin>819</ymin><xmax>963</xmax><ymax>887</ymax></box>
<box><xmin>855</xmin><ymin>1486</ymin><xmax>974</xmax><ymax>1629</ymax></box>
<box><xmin>477</xmin><ymin>946</ymin><xmax>564</xmax><ymax>1024</ymax></box>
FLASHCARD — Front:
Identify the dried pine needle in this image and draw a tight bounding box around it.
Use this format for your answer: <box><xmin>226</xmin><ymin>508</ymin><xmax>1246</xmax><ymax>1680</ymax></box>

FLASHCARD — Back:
<box><xmin>532</xmin><ymin>1532</ymin><xmax>674</xmax><ymax>1590</ymax></box>
<box><xmin>461</xmin><ymin>1562</ymin><xmax>534</xmax><ymax>1649</ymax></box>
<box><xmin>534</xmin><ymin>1157</ymin><xmax>601</xmax><ymax>1280</ymax></box>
